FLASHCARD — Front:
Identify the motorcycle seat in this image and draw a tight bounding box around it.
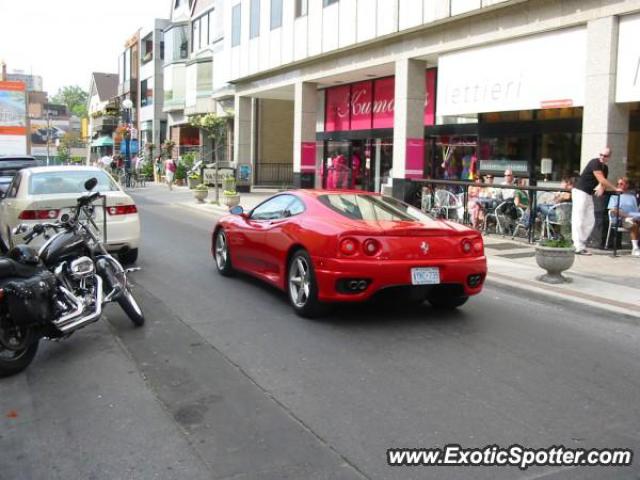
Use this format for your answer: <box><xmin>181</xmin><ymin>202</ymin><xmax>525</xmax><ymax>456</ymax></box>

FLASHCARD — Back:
<box><xmin>0</xmin><ymin>258</ymin><xmax>43</xmax><ymax>279</ymax></box>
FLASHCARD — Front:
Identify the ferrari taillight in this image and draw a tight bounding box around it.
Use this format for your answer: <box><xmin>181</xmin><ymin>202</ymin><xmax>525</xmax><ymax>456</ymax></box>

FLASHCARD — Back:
<box><xmin>18</xmin><ymin>209</ymin><xmax>60</xmax><ymax>220</ymax></box>
<box><xmin>473</xmin><ymin>237</ymin><xmax>484</xmax><ymax>254</ymax></box>
<box><xmin>339</xmin><ymin>238</ymin><xmax>359</xmax><ymax>256</ymax></box>
<box><xmin>107</xmin><ymin>205</ymin><xmax>138</xmax><ymax>216</ymax></box>
<box><xmin>362</xmin><ymin>238</ymin><xmax>381</xmax><ymax>256</ymax></box>
<box><xmin>461</xmin><ymin>238</ymin><xmax>473</xmax><ymax>254</ymax></box>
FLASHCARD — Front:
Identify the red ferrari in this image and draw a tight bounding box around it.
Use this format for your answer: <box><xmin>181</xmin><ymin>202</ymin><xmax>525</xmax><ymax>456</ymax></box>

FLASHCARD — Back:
<box><xmin>212</xmin><ymin>190</ymin><xmax>486</xmax><ymax>317</ymax></box>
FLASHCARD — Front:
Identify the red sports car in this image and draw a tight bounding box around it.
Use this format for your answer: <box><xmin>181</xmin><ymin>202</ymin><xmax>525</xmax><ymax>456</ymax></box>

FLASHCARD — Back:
<box><xmin>212</xmin><ymin>190</ymin><xmax>486</xmax><ymax>317</ymax></box>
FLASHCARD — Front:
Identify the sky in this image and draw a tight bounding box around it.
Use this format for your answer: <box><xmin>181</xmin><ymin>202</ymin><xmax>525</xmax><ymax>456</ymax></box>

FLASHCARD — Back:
<box><xmin>0</xmin><ymin>0</ymin><xmax>172</xmax><ymax>95</ymax></box>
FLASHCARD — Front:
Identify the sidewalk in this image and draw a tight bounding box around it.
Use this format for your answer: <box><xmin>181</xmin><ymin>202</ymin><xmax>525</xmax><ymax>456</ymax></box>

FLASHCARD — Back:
<box><xmin>483</xmin><ymin>235</ymin><xmax>640</xmax><ymax>321</ymax></box>
<box><xmin>134</xmin><ymin>183</ymin><xmax>639</xmax><ymax>321</ymax></box>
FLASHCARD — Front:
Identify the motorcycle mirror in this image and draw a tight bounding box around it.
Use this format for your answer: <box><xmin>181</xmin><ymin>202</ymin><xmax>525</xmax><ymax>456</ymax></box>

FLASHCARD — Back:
<box><xmin>84</xmin><ymin>177</ymin><xmax>98</xmax><ymax>191</ymax></box>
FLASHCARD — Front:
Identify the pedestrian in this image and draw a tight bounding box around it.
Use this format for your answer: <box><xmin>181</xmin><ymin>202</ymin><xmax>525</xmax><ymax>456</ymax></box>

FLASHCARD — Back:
<box><xmin>164</xmin><ymin>157</ymin><xmax>177</xmax><ymax>191</ymax></box>
<box><xmin>571</xmin><ymin>147</ymin><xmax>621</xmax><ymax>255</ymax></box>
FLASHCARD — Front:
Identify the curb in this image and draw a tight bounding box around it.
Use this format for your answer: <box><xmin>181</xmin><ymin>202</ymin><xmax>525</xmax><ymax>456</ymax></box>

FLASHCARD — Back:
<box><xmin>485</xmin><ymin>274</ymin><xmax>640</xmax><ymax>326</ymax></box>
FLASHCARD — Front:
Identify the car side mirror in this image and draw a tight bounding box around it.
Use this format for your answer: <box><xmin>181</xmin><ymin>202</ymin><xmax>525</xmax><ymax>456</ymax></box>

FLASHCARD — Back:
<box><xmin>229</xmin><ymin>205</ymin><xmax>244</xmax><ymax>215</ymax></box>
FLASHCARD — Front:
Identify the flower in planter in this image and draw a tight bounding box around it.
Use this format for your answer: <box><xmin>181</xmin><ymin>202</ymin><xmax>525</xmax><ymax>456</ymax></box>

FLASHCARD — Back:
<box><xmin>537</xmin><ymin>238</ymin><xmax>573</xmax><ymax>248</ymax></box>
<box><xmin>194</xmin><ymin>183</ymin><xmax>208</xmax><ymax>191</ymax></box>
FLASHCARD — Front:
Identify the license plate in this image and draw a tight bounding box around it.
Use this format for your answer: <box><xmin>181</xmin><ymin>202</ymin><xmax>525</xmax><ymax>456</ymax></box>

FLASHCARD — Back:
<box><xmin>411</xmin><ymin>267</ymin><xmax>440</xmax><ymax>285</ymax></box>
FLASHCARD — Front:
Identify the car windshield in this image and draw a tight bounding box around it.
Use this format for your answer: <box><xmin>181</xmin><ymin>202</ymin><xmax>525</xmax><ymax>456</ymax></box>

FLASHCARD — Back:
<box><xmin>29</xmin><ymin>170</ymin><xmax>119</xmax><ymax>195</ymax></box>
<box><xmin>318</xmin><ymin>194</ymin><xmax>432</xmax><ymax>222</ymax></box>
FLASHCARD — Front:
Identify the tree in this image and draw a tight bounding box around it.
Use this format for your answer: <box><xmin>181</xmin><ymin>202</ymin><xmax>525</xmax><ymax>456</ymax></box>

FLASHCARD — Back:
<box><xmin>189</xmin><ymin>113</ymin><xmax>233</xmax><ymax>164</ymax></box>
<box><xmin>51</xmin><ymin>85</ymin><xmax>89</xmax><ymax>118</ymax></box>
<box><xmin>57</xmin><ymin>131</ymin><xmax>83</xmax><ymax>164</ymax></box>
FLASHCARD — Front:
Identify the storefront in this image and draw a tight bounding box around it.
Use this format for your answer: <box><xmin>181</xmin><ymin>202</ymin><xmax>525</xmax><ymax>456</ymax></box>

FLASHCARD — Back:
<box><xmin>318</xmin><ymin>70</ymin><xmax>436</xmax><ymax>192</ymax></box>
<box><xmin>433</xmin><ymin>26</ymin><xmax>587</xmax><ymax>185</ymax></box>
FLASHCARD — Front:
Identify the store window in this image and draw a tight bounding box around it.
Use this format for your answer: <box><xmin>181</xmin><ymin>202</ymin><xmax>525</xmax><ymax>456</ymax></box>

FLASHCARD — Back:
<box><xmin>628</xmin><ymin>104</ymin><xmax>640</xmax><ymax>187</ymax></box>
<box><xmin>479</xmin><ymin>136</ymin><xmax>531</xmax><ymax>178</ymax></box>
<box><xmin>295</xmin><ymin>0</ymin><xmax>308</xmax><ymax>17</ymax></box>
<box><xmin>536</xmin><ymin>133</ymin><xmax>581</xmax><ymax>181</ymax></box>
<box><xmin>271</xmin><ymin>0</ymin><xmax>283</xmax><ymax>29</ymax></box>
<box><xmin>231</xmin><ymin>4</ymin><xmax>241</xmax><ymax>46</ymax></box>
<box><xmin>323</xmin><ymin>0</ymin><xmax>338</xmax><ymax>6</ymax></box>
<box><xmin>250</xmin><ymin>0</ymin><xmax>260</xmax><ymax>38</ymax></box>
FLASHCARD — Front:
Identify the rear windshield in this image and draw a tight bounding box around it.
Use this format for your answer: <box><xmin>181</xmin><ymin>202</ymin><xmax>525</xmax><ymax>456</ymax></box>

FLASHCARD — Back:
<box><xmin>318</xmin><ymin>194</ymin><xmax>432</xmax><ymax>222</ymax></box>
<box><xmin>29</xmin><ymin>170</ymin><xmax>119</xmax><ymax>195</ymax></box>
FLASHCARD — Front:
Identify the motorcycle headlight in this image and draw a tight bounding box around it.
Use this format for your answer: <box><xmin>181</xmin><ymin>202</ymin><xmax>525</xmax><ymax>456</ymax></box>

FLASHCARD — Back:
<box><xmin>70</xmin><ymin>257</ymin><xmax>95</xmax><ymax>279</ymax></box>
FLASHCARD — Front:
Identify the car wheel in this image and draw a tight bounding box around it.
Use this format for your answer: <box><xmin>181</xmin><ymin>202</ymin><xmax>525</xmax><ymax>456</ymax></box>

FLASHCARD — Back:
<box><xmin>119</xmin><ymin>248</ymin><xmax>138</xmax><ymax>265</ymax></box>
<box><xmin>428</xmin><ymin>295</ymin><xmax>469</xmax><ymax>310</ymax></box>
<box><xmin>214</xmin><ymin>229</ymin><xmax>234</xmax><ymax>276</ymax></box>
<box><xmin>288</xmin><ymin>250</ymin><xmax>327</xmax><ymax>318</ymax></box>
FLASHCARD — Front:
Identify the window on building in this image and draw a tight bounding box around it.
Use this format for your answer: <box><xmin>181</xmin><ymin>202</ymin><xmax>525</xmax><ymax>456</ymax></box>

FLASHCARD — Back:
<box><xmin>231</xmin><ymin>4</ymin><xmax>241</xmax><ymax>46</ymax></box>
<box><xmin>295</xmin><ymin>0</ymin><xmax>308</xmax><ymax>17</ymax></box>
<box><xmin>323</xmin><ymin>0</ymin><xmax>338</xmax><ymax>6</ymax></box>
<box><xmin>164</xmin><ymin>24</ymin><xmax>189</xmax><ymax>63</ymax></box>
<box><xmin>160</xmin><ymin>40</ymin><xmax>165</xmax><ymax>60</ymax></box>
<box><xmin>271</xmin><ymin>0</ymin><xmax>283</xmax><ymax>29</ymax></box>
<box><xmin>250</xmin><ymin>0</ymin><xmax>260</xmax><ymax>38</ymax></box>
<box><xmin>142</xmin><ymin>34</ymin><xmax>153</xmax><ymax>64</ymax></box>
<box><xmin>192</xmin><ymin>17</ymin><xmax>200</xmax><ymax>52</ymax></box>
<box><xmin>141</xmin><ymin>78</ymin><xmax>153</xmax><ymax>107</ymax></box>
<box><xmin>174</xmin><ymin>0</ymin><xmax>180</xmax><ymax>8</ymax></box>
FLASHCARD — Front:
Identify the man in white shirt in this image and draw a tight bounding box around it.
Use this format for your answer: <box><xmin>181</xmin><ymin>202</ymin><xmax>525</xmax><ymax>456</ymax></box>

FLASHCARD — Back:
<box><xmin>500</xmin><ymin>168</ymin><xmax>515</xmax><ymax>200</ymax></box>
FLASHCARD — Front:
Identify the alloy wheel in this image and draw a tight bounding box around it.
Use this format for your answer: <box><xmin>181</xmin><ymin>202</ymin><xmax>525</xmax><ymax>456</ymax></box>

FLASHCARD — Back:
<box><xmin>215</xmin><ymin>232</ymin><xmax>228</xmax><ymax>271</ymax></box>
<box><xmin>289</xmin><ymin>256</ymin><xmax>311</xmax><ymax>308</ymax></box>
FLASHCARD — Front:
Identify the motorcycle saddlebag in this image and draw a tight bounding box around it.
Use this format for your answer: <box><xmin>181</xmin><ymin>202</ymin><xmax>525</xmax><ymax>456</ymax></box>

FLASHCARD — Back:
<box><xmin>3</xmin><ymin>271</ymin><xmax>57</xmax><ymax>326</ymax></box>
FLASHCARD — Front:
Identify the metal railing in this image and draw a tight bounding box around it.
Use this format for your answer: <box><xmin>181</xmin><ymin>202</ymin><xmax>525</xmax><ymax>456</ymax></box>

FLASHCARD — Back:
<box><xmin>411</xmin><ymin>178</ymin><xmax>623</xmax><ymax>256</ymax></box>
<box><xmin>255</xmin><ymin>163</ymin><xmax>293</xmax><ymax>187</ymax></box>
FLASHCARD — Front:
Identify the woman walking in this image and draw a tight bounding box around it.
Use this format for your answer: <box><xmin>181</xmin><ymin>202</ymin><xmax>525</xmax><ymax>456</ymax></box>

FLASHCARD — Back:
<box><xmin>164</xmin><ymin>157</ymin><xmax>177</xmax><ymax>191</ymax></box>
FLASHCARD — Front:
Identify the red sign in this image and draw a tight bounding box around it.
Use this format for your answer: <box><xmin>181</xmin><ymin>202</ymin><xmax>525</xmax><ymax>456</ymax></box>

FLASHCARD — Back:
<box><xmin>349</xmin><ymin>81</ymin><xmax>373</xmax><ymax>130</ymax></box>
<box><xmin>372</xmin><ymin>77</ymin><xmax>395</xmax><ymax>129</ymax></box>
<box><xmin>324</xmin><ymin>85</ymin><xmax>350</xmax><ymax>132</ymax></box>
<box><xmin>424</xmin><ymin>69</ymin><xmax>436</xmax><ymax>126</ymax></box>
<box><xmin>324</xmin><ymin>69</ymin><xmax>436</xmax><ymax>132</ymax></box>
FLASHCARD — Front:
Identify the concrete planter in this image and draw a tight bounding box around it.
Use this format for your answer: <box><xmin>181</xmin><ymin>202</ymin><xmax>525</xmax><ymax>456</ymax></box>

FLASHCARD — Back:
<box><xmin>535</xmin><ymin>246</ymin><xmax>575</xmax><ymax>284</ymax></box>
<box><xmin>188</xmin><ymin>177</ymin><xmax>199</xmax><ymax>189</ymax></box>
<box><xmin>193</xmin><ymin>189</ymin><xmax>209</xmax><ymax>203</ymax></box>
<box><xmin>222</xmin><ymin>193</ymin><xmax>241</xmax><ymax>208</ymax></box>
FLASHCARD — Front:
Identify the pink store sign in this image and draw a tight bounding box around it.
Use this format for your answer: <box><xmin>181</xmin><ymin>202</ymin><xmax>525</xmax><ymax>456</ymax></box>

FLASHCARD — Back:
<box><xmin>324</xmin><ymin>69</ymin><xmax>437</xmax><ymax>132</ymax></box>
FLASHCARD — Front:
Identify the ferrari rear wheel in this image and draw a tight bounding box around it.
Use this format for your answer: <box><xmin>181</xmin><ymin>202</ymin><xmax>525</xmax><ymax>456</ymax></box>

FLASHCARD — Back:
<box><xmin>428</xmin><ymin>295</ymin><xmax>469</xmax><ymax>310</ymax></box>
<box><xmin>214</xmin><ymin>229</ymin><xmax>234</xmax><ymax>276</ymax></box>
<box><xmin>288</xmin><ymin>250</ymin><xmax>327</xmax><ymax>318</ymax></box>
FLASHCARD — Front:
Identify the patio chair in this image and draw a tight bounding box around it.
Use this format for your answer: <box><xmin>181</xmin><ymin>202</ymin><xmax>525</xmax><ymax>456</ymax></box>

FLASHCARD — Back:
<box><xmin>605</xmin><ymin>210</ymin><xmax>629</xmax><ymax>249</ymax></box>
<box><xmin>433</xmin><ymin>189</ymin><xmax>464</xmax><ymax>222</ymax></box>
<box><xmin>543</xmin><ymin>202</ymin><xmax>572</xmax><ymax>240</ymax></box>
<box><xmin>485</xmin><ymin>201</ymin><xmax>520</xmax><ymax>236</ymax></box>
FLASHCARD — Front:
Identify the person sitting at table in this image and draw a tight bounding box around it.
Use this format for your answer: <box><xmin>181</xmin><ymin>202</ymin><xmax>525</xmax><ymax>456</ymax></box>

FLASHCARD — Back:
<box><xmin>537</xmin><ymin>177</ymin><xmax>574</xmax><ymax>220</ymax></box>
<box><xmin>607</xmin><ymin>176</ymin><xmax>640</xmax><ymax>256</ymax></box>
<box><xmin>467</xmin><ymin>177</ymin><xmax>485</xmax><ymax>229</ymax></box>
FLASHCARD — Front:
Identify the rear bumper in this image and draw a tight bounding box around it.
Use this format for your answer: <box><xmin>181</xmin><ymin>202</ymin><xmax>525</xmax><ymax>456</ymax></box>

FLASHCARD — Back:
<box><xmin>313</xmin><ymin>256</ymin><xmax>487</xmax><ymax>302</ymax></box>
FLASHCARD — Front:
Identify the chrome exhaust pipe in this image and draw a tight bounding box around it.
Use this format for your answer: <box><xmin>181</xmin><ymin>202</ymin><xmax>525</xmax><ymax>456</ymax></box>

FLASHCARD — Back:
<box><xmin>54</xmin><ymin>277</ymin><xmax>104</xmax><ymax>333</ymax></box>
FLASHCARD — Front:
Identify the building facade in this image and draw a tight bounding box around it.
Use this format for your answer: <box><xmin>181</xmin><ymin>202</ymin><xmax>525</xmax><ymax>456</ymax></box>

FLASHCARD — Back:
<box><xmin>87</xmin><ymin>72</ymin><xmax>119</xmax><ymax>162</ymax></box>
<box><xmin>214</xmin><ymin>0</ymin><xmax>640</xmax><ymax>196</ymax></box>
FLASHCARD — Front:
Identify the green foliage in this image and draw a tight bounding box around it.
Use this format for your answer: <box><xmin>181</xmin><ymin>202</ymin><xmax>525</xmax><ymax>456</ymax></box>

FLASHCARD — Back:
<box><xmin>223</xmin><ymin>174</ymin><xmax>237</xmax><ymax>195</ymax></box>
<box><xmin>141</xmin><ymin>161</ymin><xmax>154</xmax><ymax>178</ymax></box>
<box><xmin>181</xmin><ymin>152</ymin><xmax>196</xmax><ymax>170</ymax></box>
<box><xmin>51</xmin><ymin>85</ymin><xmax>89</xmax><ymax>118</ymax></box>
<box><xmin>189</xmin><ymin>113</ymin><xmax>233</xmax><ymax>162</ymax></box>
<box><xmin>194</xmin><ymin>183</ymin><xmax>208</xmax><ymax>191</ymax></box>
<box><xmin>538</xmin><ymin>238</ymin><xmax>573</xmax><ymax>248</ymax></box>
<box><xmin>175</xmin><ymin>163</ymin><xmax>187</xmax><ymax>181</ymax></box>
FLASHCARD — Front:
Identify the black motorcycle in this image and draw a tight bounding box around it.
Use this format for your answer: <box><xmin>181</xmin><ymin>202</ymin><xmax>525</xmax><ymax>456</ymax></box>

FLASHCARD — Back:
<box><xmin>0</xmin><ymin>178</ymin><xmax>144</xmax><ymax>377</ymax></box>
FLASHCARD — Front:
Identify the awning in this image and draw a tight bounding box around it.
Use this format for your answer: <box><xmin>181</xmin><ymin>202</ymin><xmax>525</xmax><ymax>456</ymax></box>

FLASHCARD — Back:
<box><xmin>120</xmin><ymin>139</ymin><xmax>139</xmax><ymax>155</ymax></box>
<box><xmin>91</xmin><ymin>136</ymin><xmax>114</xmax><ymax>147</ymax></box>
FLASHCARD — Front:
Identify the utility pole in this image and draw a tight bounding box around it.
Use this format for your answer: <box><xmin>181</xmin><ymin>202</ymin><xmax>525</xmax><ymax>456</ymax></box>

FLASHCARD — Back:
<box><xmin>46</xmin><ymin>110</ymin><xmax>51</xmax><ymax>166</ymax></box>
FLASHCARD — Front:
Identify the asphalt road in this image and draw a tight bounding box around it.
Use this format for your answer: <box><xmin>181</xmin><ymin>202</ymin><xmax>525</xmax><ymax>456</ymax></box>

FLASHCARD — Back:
<box><xmin>2</xmin><ymin>187</ymin><xmax>639</xmax><ymax>480</ymax></box>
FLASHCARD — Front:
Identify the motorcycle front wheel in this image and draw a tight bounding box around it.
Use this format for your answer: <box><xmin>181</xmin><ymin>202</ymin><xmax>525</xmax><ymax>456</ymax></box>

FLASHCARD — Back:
<box><xmin>100</xmin><ymin>257</ymin><xmax>145</xmax><ymax>327</ymax></box>
<box><xmin>117</xmin><ymin>286</ymin><xmax>145</xmax><ymax>327</ymax></box>
<box><xmin>0</xmin><ymin>326</ymin><xmax>39</xmax><ymax>377</ymax></box>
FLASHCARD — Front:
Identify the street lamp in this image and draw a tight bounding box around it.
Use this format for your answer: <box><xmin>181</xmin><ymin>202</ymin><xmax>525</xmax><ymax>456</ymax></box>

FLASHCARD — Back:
<box><xmin>122</xmin><ymin>98</ymin><xmax>133</xmax><ymax>186</ymax></box>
